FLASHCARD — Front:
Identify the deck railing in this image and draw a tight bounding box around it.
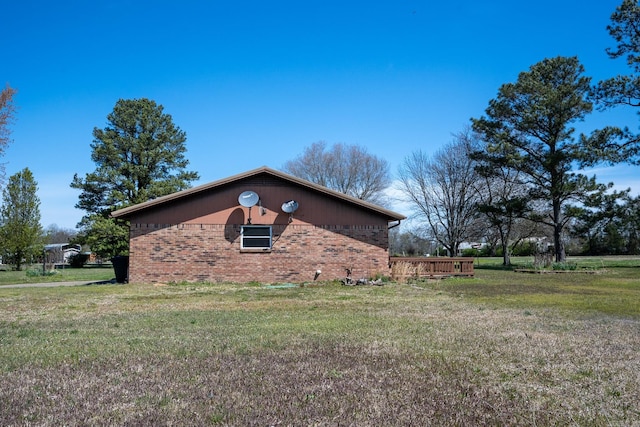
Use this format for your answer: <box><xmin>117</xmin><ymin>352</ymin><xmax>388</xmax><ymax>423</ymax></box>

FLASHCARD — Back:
<box><xmin>389</xmin><ymin>257</ymin><xmax>475</xmax><ymax>280</ymax></box>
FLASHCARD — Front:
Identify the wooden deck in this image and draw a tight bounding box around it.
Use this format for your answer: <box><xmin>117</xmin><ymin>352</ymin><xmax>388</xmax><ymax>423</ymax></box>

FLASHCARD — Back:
<box><xmin>390</xmin><ymin>257</ymin><xmax>475</xmax><ymax>279</ymax></box>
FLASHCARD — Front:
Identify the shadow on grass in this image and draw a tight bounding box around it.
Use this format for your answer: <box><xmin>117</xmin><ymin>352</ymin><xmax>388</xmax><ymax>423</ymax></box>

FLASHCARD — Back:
<box><xmin>84</xmin><ymin>279</ymin><xmax>119</xmax><ymax>286</ymax></box>
<box><xmin>475</xmin><ymin>264</ymin><xmax>518</xmax><ymax>271</ymax></box>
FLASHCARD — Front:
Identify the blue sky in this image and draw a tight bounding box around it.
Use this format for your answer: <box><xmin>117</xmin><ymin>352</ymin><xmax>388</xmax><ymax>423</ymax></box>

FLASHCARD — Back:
<box><xmin>4</xmin><ymin>0</ymin><xmax>638</xmax><ymax>229</ymax></box>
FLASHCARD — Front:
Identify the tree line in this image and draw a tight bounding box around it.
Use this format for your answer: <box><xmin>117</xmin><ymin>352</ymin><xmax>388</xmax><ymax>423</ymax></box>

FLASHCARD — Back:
<box><xmin>396</xmin><ymin>2</ymin><xmax>640</xmax><ymax>264</ymax></box>
<box><xmin>0</xmin><ymin>1</ymin><xmax>638</xmax><ymax>269</ymax></box>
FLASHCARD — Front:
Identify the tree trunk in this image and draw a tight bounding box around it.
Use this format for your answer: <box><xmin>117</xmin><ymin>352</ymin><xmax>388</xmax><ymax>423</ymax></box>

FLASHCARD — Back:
<box><xmin>15</xmin><ymin>250</ymin><xmax>23</xmax><ymax>271</ymax></box>
<box><xmin>554</xmin><ymin>225</ymin><xmax>566</xmax><ymax>262</ymax></box>
<box><xmin>502</xmin><ymin>243</ymin><xmax>511</xmax><ymax>266</ymax></box>
<box><xmin>499</xmin><ymin>228</ymin><xmax>510</xmax><ymax>266</ymax></box>
<box><xmin>552</xmin><ymin>196</ymin><xmax>566</xmax><ymax>263</ymax></box>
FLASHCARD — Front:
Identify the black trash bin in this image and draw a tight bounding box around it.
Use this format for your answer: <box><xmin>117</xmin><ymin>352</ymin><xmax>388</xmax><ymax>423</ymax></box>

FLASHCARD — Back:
<box><xmin>111</xmin><ymin>255</ymin><xmax>129</xmax><ymax>283</ymax></box>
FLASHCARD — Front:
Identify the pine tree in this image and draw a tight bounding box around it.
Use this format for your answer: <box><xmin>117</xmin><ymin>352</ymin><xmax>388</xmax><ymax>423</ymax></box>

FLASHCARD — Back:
<box><xmin>71</xmin><ymin>98</ymin><xmax>199</xmax><ymax>259</ymax></box>
<box><xmin>472</xmin><ymin>57</ymin><xmax>611</xmax><ymax>262</ymax></box>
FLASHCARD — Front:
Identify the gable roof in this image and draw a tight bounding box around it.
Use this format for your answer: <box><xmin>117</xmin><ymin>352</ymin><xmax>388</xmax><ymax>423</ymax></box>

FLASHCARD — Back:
<box><xmin>111</xmin><ymin>166</ymin><xmax>406</xmax><ymax>222</ymax></box>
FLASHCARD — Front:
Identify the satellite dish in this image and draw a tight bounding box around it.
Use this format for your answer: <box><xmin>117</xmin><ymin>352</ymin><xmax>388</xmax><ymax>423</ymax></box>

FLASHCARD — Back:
<box><xmin>281</xmin><ymin>200</ymin><xmax>299</xmax><ymax>213</ymax></box>
<box><xmin>238</xmin><ymin>191</ymin><xmax>259</xmax><ymax>207</ymax></box>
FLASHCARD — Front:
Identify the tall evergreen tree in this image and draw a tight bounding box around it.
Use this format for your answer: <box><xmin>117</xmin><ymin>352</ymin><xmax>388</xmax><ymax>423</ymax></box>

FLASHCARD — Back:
<box><xmin>0</xmin><ymin>168</ymin><xmax>42</xmax><ymax>270</ymax></box>
<box><xmin>472</xmin><ymin>57</ymin><xmax>612</xmax><ymax>262</ymax></box>
<box><xmin>587</xmin><ymin>0</ymin><xmax>640</xmax><ymax>164</ymax></box>
<box><xmin>71</xmin><ymin>98</ymin><xmax>199</xmax><ymax>259</ymax></box>
<box><xmin>572</xmin><ymin>186</ymin><xmax>632</xmax><ymax>255</ymax></box>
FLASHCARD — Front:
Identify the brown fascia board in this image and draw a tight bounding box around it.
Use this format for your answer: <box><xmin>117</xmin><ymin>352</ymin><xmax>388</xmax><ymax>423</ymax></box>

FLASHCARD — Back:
<box><xmin>110</xmin><ymin>166</ymin><xmax>406</xmax><ymax>222</ymax></box>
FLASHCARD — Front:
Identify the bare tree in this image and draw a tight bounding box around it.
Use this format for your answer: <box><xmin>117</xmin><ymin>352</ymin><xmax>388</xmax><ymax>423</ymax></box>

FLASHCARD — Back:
<box><xmin>471</xmin><ymin>136</ymin><xmax>539</xmax><ymax>265</ymax></box>
<box><xmin>44</xmin><ymin>224</ymin><xmax>78</xmax><ymax>244</ymax></box>
<box><xmin>0</xmin><ymin>84</ymin><xmax>17</xmax><ymax>183</ymax></box>
<box><xmin>282</xmin><ymin>141</ymin><xmax>391</xmax><ymax>204</ymax></box>
<box><xmin>389</xmin><ymin>228</ymin><xmax>433</xmax><ymax>256</ymax></box>
<box><xmin>397</xmin><ymin>132</ymin><xmax>482</xmax><ymax>257</ymax></box>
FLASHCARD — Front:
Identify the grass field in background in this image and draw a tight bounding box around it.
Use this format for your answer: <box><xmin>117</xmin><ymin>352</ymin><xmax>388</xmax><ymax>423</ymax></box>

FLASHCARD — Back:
<box><xmin>0</xmin><ymin>264</ymin><xmax>114</xmax><ymax>285</ymax></box>
<box><xmin>445</xmin><ymin>256</ymin><xmax>640</xmax><ymax>317</ymax></box>
<box><xmin>0</xmin><ymin>257</ymin><xmax>638</xmax><ymax>425</ymax></box>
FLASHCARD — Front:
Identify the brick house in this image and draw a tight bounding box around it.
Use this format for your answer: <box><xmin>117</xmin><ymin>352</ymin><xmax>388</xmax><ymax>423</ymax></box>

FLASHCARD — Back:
<box><xmin>111</xmin><ymin>166</ymin><xmax>405</xmax><ymax>283</ymax></box>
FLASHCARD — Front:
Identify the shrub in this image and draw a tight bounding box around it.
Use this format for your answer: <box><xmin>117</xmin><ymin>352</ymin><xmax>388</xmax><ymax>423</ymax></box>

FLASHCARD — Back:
<box><xmin>26</xmin><ymin>268</ymin><xmax>58</xmax><ymax>277</ymax></box>
<box><xmin>370</xmin><ymin>272</ymin><xmax>391</xmax><ymax>282</ymax></box>
<box><xmin>460</xmin><ymin>248</ymin><xmax>477</xmax><ymax>257</ymax></box>
<box><xmin>552</xmin><ymin>262</ymin><xmax>578</xmax><ymax>271</ymax></box>
<box><xmin>68</xmin><ymin>253</ymin><xmax>90</xmax><ymax>268</ymax></box>
<box><xmin>391</xmin><ymin>261</ymin><xmax>413</xmax><ymax>283</ymax></box>
<box><xmin>512</xmin><ymin>240</ymin><xmax>537</xmax><ymax>256</ymax></box>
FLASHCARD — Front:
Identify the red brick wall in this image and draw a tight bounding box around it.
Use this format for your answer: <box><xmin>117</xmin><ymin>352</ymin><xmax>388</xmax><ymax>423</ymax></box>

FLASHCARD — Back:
<box><xmin>128</xmin><ymin>223</ymin><xmax>391</xmax><ymax>283</ymax></box>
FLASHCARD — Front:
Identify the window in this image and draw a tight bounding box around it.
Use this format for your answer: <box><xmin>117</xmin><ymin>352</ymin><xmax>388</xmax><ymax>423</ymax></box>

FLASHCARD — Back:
<box><xmin>241</xmin><ymin>225</ymin><xmax>272</xmax><ymax>251</ymax></box>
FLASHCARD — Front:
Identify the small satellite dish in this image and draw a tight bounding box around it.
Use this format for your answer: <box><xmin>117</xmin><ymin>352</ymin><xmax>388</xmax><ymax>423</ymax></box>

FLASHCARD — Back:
<box><xmin>238</xmin><ymin>191</ymin><xmax>259</xmax><ymax>207</ymax></box>
<box><xmin>281</xmin><ymin>200</ymin><xmax>299</xmax><ymax>214</ymax></box>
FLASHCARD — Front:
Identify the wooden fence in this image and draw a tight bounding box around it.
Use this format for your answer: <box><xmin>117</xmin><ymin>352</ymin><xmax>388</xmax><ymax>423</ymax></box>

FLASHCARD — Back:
<box><xmin>389</xmin><ymin>257</ymin><xmax>475</xmax><ymax>280</ymax></box>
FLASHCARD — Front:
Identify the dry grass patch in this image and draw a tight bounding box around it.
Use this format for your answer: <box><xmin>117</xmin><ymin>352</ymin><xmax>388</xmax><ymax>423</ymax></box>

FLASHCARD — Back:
<box><xmin>0</xmin><ymin>276</ymin><xmax>639</xmax><ymax>426</ymax></box>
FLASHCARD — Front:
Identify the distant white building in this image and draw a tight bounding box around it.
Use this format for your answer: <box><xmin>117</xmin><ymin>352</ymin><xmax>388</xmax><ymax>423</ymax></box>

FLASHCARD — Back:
<box><xmin>457</xmin><ymin>242</ymin><xmax>488</xmax><ymax>255</ymax></box>
<box><xmin>44</xmin><ymin>243</ymin><xmax>81</xmax><ymax>264</ymax></box>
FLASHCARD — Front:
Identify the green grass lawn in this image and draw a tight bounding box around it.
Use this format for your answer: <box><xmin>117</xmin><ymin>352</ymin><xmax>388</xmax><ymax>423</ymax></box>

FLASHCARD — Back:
<box><xmin>437</xmin><ymin>256</ymin><xmax>640</xmax><ymax>317</ymax></box>
<box><xmin>0</xmin><ymin>264</ymin><xmax>115</xmax><ymax>285</ymax></box>
<box><xmin>0</xmin><ymin>257</ymin><xmax>638</xmax><ymax>425</ymax></box>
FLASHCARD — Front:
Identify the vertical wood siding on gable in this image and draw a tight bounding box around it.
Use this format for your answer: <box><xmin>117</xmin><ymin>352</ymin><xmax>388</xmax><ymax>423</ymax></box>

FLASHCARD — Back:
<box><xmin>127</xmin><ymin>178</ymin><xmax>388</xmax><ymax>226</ymax></box>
